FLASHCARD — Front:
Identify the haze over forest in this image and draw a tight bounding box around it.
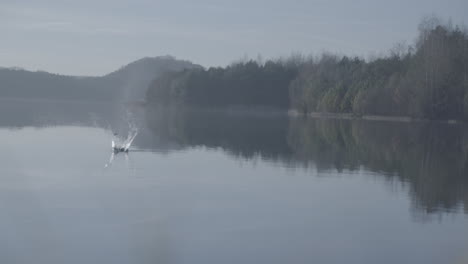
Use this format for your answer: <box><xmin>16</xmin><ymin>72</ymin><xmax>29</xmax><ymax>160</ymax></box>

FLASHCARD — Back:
<box><xmin>147</xmin><ymin>16</ymin><xmax>468</xmax><ymax>120</ymax></box>
<box><xmin>1</xmin><ymin>15</ymin><xmax>468</xmax><ymax>120</ymax></box>
<box><xmin>0</xmin><ymin>56</ymin><xmax>200</xmax><ymax>102</ymax></box>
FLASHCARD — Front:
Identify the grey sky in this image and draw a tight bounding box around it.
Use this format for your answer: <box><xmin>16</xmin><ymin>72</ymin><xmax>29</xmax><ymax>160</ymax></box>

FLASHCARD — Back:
<box><xmin>1</xmin><ymin>0</ymin><xmax>467</xmax><ymax>76</ymax></box>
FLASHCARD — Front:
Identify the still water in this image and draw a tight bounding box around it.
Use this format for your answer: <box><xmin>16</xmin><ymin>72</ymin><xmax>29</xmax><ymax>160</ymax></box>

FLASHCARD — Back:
<box><xmin>1</xmin><ymin>100</ymin><xmax>467</xmax><ymax>264</ymax></box>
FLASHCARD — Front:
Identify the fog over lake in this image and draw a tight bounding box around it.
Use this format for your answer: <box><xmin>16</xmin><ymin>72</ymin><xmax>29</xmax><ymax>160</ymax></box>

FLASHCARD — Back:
<box><xmin>2</xmin><ymin>0</ymin><xmax>468</xmax><ymax>263</ymax></box>
<box><xmin>1</xmin><ymin>99</ymin><xmax>467</xmax><ymax>264</ymax></box>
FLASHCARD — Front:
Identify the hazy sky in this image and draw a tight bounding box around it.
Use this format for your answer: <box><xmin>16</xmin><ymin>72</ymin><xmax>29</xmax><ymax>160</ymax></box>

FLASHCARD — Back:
<box><xmin>1</xmin><ymin>0</ymin><xmax>467</xmax><ymax>76</ymax></box>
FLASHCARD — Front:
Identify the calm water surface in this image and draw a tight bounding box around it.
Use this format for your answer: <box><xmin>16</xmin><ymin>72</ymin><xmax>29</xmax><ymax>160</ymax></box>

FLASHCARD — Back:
<box><xmin>1</xmin><ymin>100</ymin><xmax>467</xmax><ymax>264</ymax></box>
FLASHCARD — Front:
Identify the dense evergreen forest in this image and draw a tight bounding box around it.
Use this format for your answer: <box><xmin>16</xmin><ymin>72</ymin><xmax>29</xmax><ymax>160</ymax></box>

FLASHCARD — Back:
<box><xmin>146</xmin><ymin>17</ymin><xmax>468</xmax><ymax>120</ymax></box>
<box><xmin>146</xmin><ymin>58</ymin><xmax>300</xmax><ymax>108</ymax></box>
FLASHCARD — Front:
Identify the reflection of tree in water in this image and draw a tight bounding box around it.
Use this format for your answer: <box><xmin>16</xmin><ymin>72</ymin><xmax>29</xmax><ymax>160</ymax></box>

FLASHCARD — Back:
<box><xmin>145</xmin><ymin>105</ymin><xmax>292</xmax><ymax>161</ymax></box>
<box><xmin>288</xmin><ymin>118</ymin><xmax>468</xmax><ymax>216</ymax></box>
<box><xmin>145</xmin><ymin>106</ymin><xmax>468</xmax><ymax>215</ymax></box>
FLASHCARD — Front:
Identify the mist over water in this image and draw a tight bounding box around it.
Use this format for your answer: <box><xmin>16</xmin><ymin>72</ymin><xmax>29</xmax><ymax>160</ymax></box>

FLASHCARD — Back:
<box><xmin>1</xmin><ymin>100</ymin><xmax>468</xmax><ymax>264</ymax></box>
<box><xmin>2</xmin><ymin>1</ymin><xmax>468</xmax><ymax>262</ymax></box>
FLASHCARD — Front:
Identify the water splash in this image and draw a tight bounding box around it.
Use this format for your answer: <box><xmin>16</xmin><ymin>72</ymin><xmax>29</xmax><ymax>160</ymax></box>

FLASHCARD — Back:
<box><xmin>104</xmin><ymin>109</ymin><xmax>139</xmax><ymax>168</ymax></box>
<box><xmin>112</xmin><ymin>128</ymin><xmax>138</xmax><ymax>152</ymax></box>
<box><xmin>105</xmin><ymin>128</ymin><xmax>138</xmax><ymax>168</ymax></box>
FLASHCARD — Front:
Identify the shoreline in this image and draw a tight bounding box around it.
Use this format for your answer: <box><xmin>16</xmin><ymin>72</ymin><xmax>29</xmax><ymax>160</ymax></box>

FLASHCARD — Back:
<box><xmin>288</xmin><ymin>110</ymin><xmax>465</xmax><ymax>125</ymax></box>
<box><xmin>6</xmin><ymin>97</ymin><xmax>463</xmax><ymax>125</ymax></box>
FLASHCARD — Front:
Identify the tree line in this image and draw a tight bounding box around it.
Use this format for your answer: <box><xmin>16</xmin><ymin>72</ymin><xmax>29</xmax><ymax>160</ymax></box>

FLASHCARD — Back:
<box><xmin>290</xmin><ymin>16</ymin><xmax>468</xmax><ymax>119</ymax></box>
<box><xmin>146</xmin><ymin>16</ymin><xmax>468</xmax><ymax>120</ymax></box>
<box><xmin>146</xmin><ymin>58</ymin><xmax>300</xmax><ymax>109</ymax></box>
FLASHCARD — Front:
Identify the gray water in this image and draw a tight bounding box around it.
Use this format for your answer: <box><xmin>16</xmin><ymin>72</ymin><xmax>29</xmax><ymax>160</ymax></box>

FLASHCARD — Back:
<box><xmin>1</xmin><ymin>99</ymin><xmax>468</xmax><ymax>264</ymax></box>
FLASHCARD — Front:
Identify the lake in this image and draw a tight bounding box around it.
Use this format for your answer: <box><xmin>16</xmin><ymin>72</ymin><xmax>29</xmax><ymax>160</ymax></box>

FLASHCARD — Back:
<box><xmin>1</xmin><ymin>99</ymin><xmax>467</xmax><ymax>264</ymax></box>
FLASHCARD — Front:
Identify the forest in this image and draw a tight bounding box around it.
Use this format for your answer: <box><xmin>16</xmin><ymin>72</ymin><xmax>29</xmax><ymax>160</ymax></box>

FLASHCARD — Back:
<box><xmin>146</xmin><ymin>16</ymin><xmax>468</xmax><ymax>120</ymax></box>
<box><xmin>146</xmin><ymin>58</ymin><xmax>300</xmax><ymax>109</ymax></box>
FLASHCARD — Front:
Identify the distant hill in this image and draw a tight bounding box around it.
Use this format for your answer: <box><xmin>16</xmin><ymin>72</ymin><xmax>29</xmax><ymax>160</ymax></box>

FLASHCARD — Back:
<box><xmin>0</xmin><ymin>56</ymin><xmax>201</xmax><ymax>102</ymax></box>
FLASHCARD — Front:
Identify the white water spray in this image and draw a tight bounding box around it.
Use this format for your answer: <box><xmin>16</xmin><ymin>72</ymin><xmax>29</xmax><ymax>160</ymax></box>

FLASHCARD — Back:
<box><xmin>112</xmin><ymin>127</ymin><xmax>138</xmax><ymax>152</ymax></box>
